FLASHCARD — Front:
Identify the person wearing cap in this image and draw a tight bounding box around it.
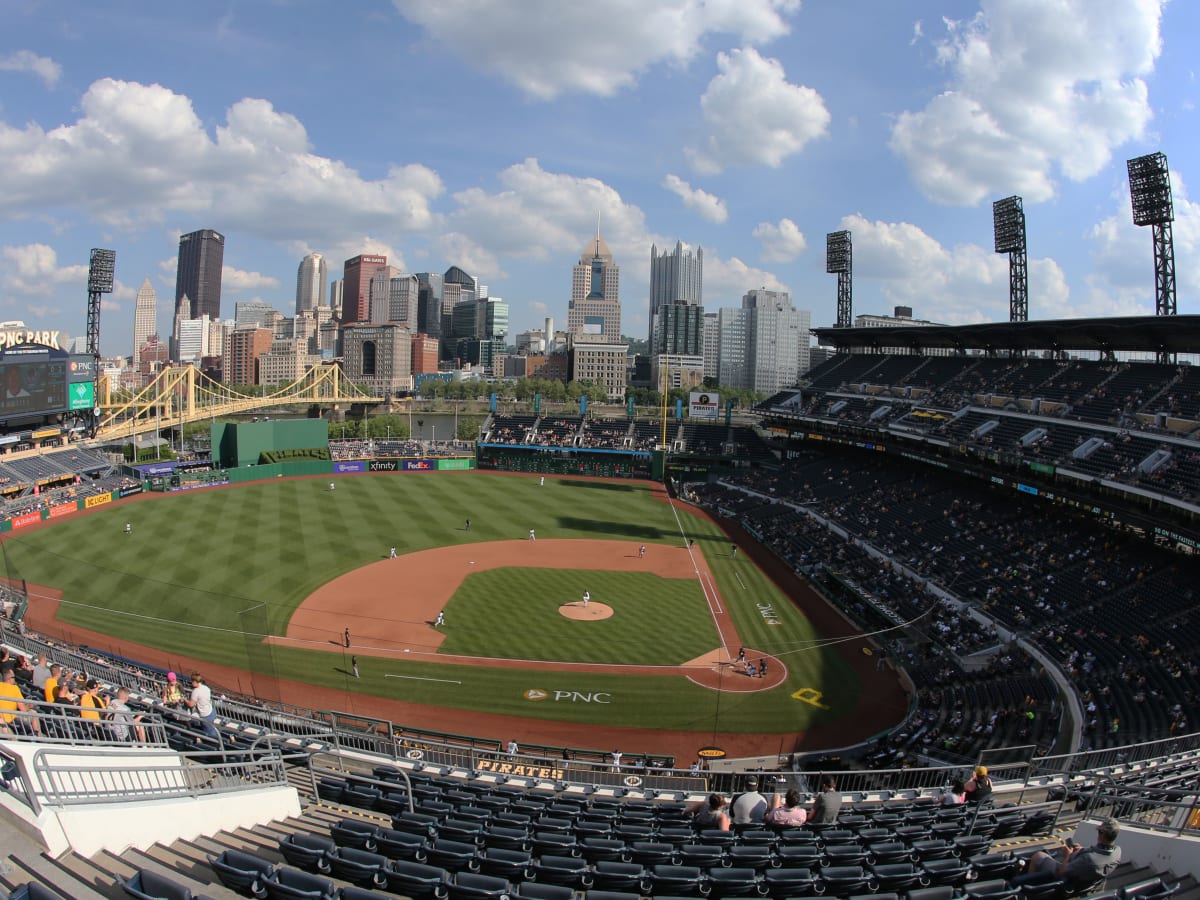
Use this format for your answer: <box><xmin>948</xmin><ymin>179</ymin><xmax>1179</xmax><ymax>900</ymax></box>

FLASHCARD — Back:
<box><xmin>731</xmin><ymin>775</ymin><xmax>769</xmax><ymax>824</ymax></box>
<box><xmin>161</xmin><ymin>672</ymin><xmax>183</xmax><ymax>708</ymax></box>
<box><xmin>964</xmin><ymin>764</ymin><xmax>993</xmax><ymax>805</ymax></box>
<box><xmin>1014</xmin><ymin>818</ymin><xmax>1122</xmax><ymax>890</ymax></box>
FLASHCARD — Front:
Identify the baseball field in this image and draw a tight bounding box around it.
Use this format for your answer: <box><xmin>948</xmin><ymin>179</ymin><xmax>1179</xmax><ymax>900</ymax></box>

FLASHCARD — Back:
<box><xmin>4</xmin><ymin>471</ymin><xmax>907</xmax><ymax>758</ymax></box>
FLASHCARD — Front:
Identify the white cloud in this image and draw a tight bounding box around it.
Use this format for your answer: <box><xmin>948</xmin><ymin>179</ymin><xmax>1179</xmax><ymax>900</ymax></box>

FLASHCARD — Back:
<box><xmin>528</xmin><ymin>301</ymin><xmax>550</xmax><ymax>316</ymax></box>
<box><xmin>0</xmin><ymin>243</ymin><xmax>88</xmax><ymax>297</ymax></box>
<box><xmin>0</xmin><ymin>78</ymin><xmax>443</xmax><ymax>245</ymax></box>
<box><xmin>687</xmin><ymin>47</ymin><xmax>829</xmax><ymax>175</ymax></box>
<box><xmin>391</xmin><ymin>0</ymin><xmax>798</xmax><ymax>99</ymax></box>
<box><xmin>753</xmin><ymin>217</ymin><xmax>807</xmax><ymax>262</ymax></box>
<box><xmin>1086</xmin><ymin>170</ymin><xmax>1200</xmax><ymax>314</ymax></box>
<box><xmin>840</xmin><ymin>213</ymin><xmax>1070</xmax><ymax>324</ymax></box>
<box><xmin>662</xmin><ymin>174</ymin><xmax>728</xmax><ymax>223</ymax></box>
<box><xmin>446</xmin><ymin>158</ymin><xmax>786</xmax><ymax>311</ymax></box>
<box><xmin>0</xmin><ymin>50</ymin><xmax>61</xmax><ymax>88</ymax></box>
<box><xmin>222</xmin><ymin>265</ymin><xmax>280</xmax><ymax>293</ymax></box>
<box><xmin>891</xmin><ymin>0</ymin><xmax>1164</xmax><ymax>205</ymax></box>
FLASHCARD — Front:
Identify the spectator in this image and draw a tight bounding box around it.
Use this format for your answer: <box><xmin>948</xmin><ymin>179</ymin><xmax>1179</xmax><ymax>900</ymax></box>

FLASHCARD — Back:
<box><xmin>161</xmin><ymin>671</ymin><xmax>184</xmax><ymax>709</ymax></box>
<box><xmin>107</xmin><ymin>687</ymin><xmax>146</xmax><ymax>743</ymax></box>
<box><xmin>731</xmin><ymin>775</ymin><xmax>768</xmax><ymax>825</ymax></box>
<box><xmin>765</xmin><ymin>789</ymin><xmax>808</xmax><ymax>828</ymax></box>
<box><xmin>941</xmin><ymin>778</ymin><xmax>967</xmax><ymax>806</ymax></box>
<box><xmin>0</xmin><ymin>667</ymin><xmax>38</xmax><ymax>736</ymax></box>
<box><xmin>184</xmin><ymin>672</ymin><xmax>219</xmax><ymax>742</ymax></box>
<box><xmin>31</xmin><ymin>654</ymin><xmax>51</xmax><ymax>691</ymax></box>
<box><xmin>1014</xmin><ymin>819</ymin><xmax>1121</xmax><ymax>890</ymax></box>
<box><xmin>688</xmin><ymin>793</ymin><xmax>731</xmax><ymax>831</ymax></box>
<box><xmin>43</xmin><ymin>664</ymin><xmax>62</xmax><ymax>704</ymax></box>
<box><xmin>811</xmin><ymin>776</ymin><xmax>843</xmax><ymax>823</ymax></box>
<box><xmin>964</xmin><ymin>765</ymin><xmax>993</xmax><ymax>806</ymax></box>
<box><xmin>79</xmin><ymin>679</ymin><xmax>108</xmax><ymax>739</ymax></box>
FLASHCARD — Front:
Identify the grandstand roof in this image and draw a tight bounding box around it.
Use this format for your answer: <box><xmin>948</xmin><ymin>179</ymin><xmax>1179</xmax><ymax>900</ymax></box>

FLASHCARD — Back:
<box><xmin>814</xmin><ymin>314</ymin><xmax>1200</xmax><ymax>355</ymax></box>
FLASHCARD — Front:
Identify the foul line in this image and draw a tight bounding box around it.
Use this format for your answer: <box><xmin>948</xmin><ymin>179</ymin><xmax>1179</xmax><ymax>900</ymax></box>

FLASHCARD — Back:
<box><xmin>385</xmin><ymin>673</ymin><xmax>462</xmax><ymax>685</ymax></box>
<box><xmin>667</xmin><ymin>495</ymin><xmax>727</xmax><ymax>646</ymax></box>
<box><xmin>734</xmin><ymin>571</ymin><xmax>747</xmax><ymax>590</ymax></box>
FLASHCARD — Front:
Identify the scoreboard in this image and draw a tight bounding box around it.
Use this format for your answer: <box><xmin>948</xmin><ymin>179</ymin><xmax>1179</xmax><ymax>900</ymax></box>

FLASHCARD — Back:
<box><xmin>0</xmin><ymin>341</ymin><xmax>94</xmax><ymax>423</ymax></box>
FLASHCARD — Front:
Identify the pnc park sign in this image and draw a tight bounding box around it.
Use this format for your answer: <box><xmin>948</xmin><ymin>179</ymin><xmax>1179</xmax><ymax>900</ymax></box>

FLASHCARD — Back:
<box><xmin>0</xmin><ymin>329</ymin><xmax>62</xmax><ymax>351</ymax></box>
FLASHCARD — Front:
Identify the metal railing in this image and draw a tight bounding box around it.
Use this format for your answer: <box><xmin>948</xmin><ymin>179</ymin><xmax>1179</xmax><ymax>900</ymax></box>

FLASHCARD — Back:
<box><xmin>2</xmin><ymin>697</ymin><xmax>171</xmax><ymax>748</ymax></box>
<box><xmin>1081</xmin><ymin>779</ymin><xmax>1200</xmax><ymax>837</ymax></box>
<box><xmin>28</xmin><ymin>745</ymin><xmax>287</xmax><ymax>808</ymax></box>
<box><xmin>1032</xmin><ymin>732</ymin><xmax>1200</xmax><ymax>777</ymax></box>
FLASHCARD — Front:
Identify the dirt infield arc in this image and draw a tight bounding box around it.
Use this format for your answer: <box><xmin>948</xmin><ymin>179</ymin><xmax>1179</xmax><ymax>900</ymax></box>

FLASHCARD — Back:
<box><xmin>268</xmin><ymin>539</ymin><xmax>786</xmax><ymax>692</ymax></box>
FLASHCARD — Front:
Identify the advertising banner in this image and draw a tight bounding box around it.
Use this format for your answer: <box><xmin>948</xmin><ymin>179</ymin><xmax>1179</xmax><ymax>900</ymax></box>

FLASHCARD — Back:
<box><xmin>48</xmin><ymin>503</ymin><xmax>76</xmax><ymax>519</ymax></box>
<box><xmin>118</xmin><ymin>486</ymin><xmax>144</xmax><ymax>498</ymax></box>
<box><xmin>11</xmin><ymin>511</ymin><xmax>42</xmax><ymax>530</ymax></box>
<box><xmin>688</xmin><ymin>391</ymin><xmax>720</xmax><ymax>419</ymax></box>
<box><xmin>68</xmin><ymin>380</ymin><xmax>95</xmax><ymax>411</ymax></box>
<box><xmin>333</xmin><ymin>460</ymin><xmax>366</xmax><ymax>474</ymax></box>
<box><xmin>438</xmin><ymin>458</ymin><xmax>473</xmax><ymax>471</ymax></box>
<box><xmin>403</xmin><ymin>459</ymin><xmax>435</xmax><ymax>471</ymax></box>
<box><xmin>84</xmin><ymin>492</ymin><xmax>113</xmax><ymax>509</ymax></box>
<box><xmin>134</xmin><ymin>461</ymin><xmax>182</xmax><ymax>477</ymax></box>
<box><xmin>369</xmin><ymin>460</ymin><xmax>399</xmax><ymax>472</ymax></box>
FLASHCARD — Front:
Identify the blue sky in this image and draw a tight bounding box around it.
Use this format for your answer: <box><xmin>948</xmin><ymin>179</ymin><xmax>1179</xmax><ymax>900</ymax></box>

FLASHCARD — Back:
<box><xmin>0</xmin><ymin>0</ymin><xmax>1197</xmax><ymax>357</ymax></box>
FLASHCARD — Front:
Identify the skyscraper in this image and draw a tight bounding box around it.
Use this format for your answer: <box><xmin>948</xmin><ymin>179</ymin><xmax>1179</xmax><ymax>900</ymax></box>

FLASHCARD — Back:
<box><xmin>341</xmin><ymin>254</ymin><xmax>388</xmax><ymax>324</ymax></box>
<box><xmin>568</xmin><ymin>227</ymin><xmax>621</xmax><ymax>340</ymax></box>
<box><xmin>718</xmin><ymin>289</ymin><xmax>810</xmax><ymax>394</ymax></box>
<box><xmin>295</xmin><ymin>253</ymin><xmax>328</xmax><ymax>314</ymax></box>
<box><xmin>132</xmin><ymin>277</ymin><xmax>157</xmax><ymax>362</ymax></box>
<box><xmin>174</xmin><ymin>229</ymin><xmax>224</xmax><ymax>324</ymax></box>
<box><xmin>649</xmin><ymin>241</ymin><xmax>703</xmax><ymax>352</ymax></box>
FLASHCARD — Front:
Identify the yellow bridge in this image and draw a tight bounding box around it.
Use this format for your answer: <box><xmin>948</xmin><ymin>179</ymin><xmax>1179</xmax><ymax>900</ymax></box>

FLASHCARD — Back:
<box><xmin>97</xmin><ymin>364</ymin><xmax>383</xmax><ymax>441</ymax></box>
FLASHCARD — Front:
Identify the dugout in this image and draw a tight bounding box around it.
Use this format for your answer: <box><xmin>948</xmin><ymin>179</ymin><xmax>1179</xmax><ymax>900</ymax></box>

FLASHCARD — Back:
<box><xmin>212</xmin><ymin>418</ymin><xmax>329</xmax><ymax>469</ymax></box>
<box><xmin>476</xmin><ymin>443</ymin><xmax>663</xmax><ymax>479</ymax></box>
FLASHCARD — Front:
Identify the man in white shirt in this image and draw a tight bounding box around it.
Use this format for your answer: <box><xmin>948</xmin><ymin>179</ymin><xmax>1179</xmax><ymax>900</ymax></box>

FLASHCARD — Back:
<box><xmin>185</xmin><ymin>672</ymin><xmax>219</xmax><ymax>743</ymax></box>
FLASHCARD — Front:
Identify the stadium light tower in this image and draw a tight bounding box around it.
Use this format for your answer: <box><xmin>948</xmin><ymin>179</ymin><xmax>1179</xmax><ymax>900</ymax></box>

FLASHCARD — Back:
<box><xmin>826</xmin><ymin>230</ymin><xmax>852</xmax><ymax>328</ymax></box>
<box><xmin>87</xmin><ymin>248</ymin><xmax>116</xmax><ymax>432</ymax></box>
<box><xmin>1128</xmin><ymin>153</ymin><xmax>1176</xmax><ymax>363</ymax></box>
<box><xmin>992</xmin><ymin>196</ymin><xmax>1028</xmax><ymax>323</ymax></box>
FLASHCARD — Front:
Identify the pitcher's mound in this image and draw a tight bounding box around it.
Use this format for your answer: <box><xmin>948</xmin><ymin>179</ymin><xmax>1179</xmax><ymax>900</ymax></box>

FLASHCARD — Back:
<box><xmin>560</xmin><ymin>601</ymin><xmax>614</xmax><ymax>620</ymax></box>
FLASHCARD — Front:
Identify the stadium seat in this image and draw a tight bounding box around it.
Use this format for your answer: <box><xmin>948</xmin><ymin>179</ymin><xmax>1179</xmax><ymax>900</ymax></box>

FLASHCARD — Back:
<box><xmin>208</xmin><ymin>848</ymin><xmax>276</xmax><ymax>897</ymax></box>
<box><xmin>278</xmin><ymin>834</ymin><xmax>334</xmax><ymax>874</ymax></box>
<box><xmin>477</xmin><ymin>847</ymin><xmax>533</xmax><ymax>881</ymax></box>
<box><xmin>334</xmin><ymin>887</ymin><xmax>379</xmax><ymax>900</ymax></box>
<box><xmin>583</xmin><ymin>892</ymin><xmax>642</xmax><ymax>900</ymax></box>
<box><xmin>760</xmin><ymin>866</ymin><xmax>817</xmax><ymax>897</ymax></box>
<box><xmin>706</xmin><ymin>866</ymin><xmax>760</xmax><ymax>897</ymax></box>
<box><xmin>440</xmin><ymin>819</ymin><xmax>487</xmax><ymax>845</ymax></box>
<box><xmin>581</xmin><ymin>837</ymin><xmax>629</xmax><ymax>863</ymax></box>
<box><xmin>376</xmin><ymin>827</ymin><xmax>429</xmax><ymax>861</ymax></box>
<box><xmin>910</xmin><ymin>839</ymin><xmax>956</xmax><ymax>862</ymax></box>
<box><xmin>1121</xmin><ymin>878</ymin><xmax>1180</xmax><ymax>900</ymax></box>
<box><xmin>590</xmin><ymin>861</ymin><xmax>649</xmax><ymax>893</ymax></box>
<box><xmin>263</xmin><ymin>867</ymin><xmax>336</xmax><ymax>900</ymax></box>
<box><xmin>629</xmin><ymin>841</ymin><xmax>678</xmax><ymax>866</ymax></box>
<box><xmin>329</xmin><ymin>818</ymin><xmax>379</xmax><ymax>851</ymax></box>
<box><xmin>954</xmin><ymin>834</ymin><xmax>992</xmax><ymax>859</ymax></box>
<box><xmin>775</xmin><ymin>844</ymin><xmax>822</xmax><ymax>869</ymax></box>
<box><xmin>868</xmin><ymin>862</ymin><xmax>926</xmax><ymax>893</ymax></box>
<box><xmin>531</xmin><ymin>831</ymin><xmax>579</xmax><ymax>856</ymax></box>
<box><xmin>448</xmin><ymin>872</ymin><xmax>511</xmax><ymax>900</ymax></box>
<box><xmin>824</xmin><ymin>842</ymin><xmax>870</xmax><ymax>866</ymax></box>
<box><xmin>316</xmin><ymin>778</ymin><xmax>345</xmax><ymax>803</ymax></box>
<box><xmin>869</xmin><ymin>841</ymin><xmax>916</xmax><ymax>864</ymax></box>
<box><xmin>970</xmin><ymin>852</ymin><xmax>1021</xmax><ymax>881</ymax></box>
<box><xmin>819</xmin><ymin>865</ymin><xmax>873</xmax><ymax>895</ymax></box>
<box><xmin>920</xmin><ymin>857</ymin><xmax>973</xmax><ymax>888</ymax></box>
<box><xmin>482</xmin><ymin>825</ymin><xmax>531</xmax><ymax>851</ymax></box>
<box><xmin>964</xmin><ymin>879</ymin><xmax>1020</xmax><ymax>900</ymax></box>
<box><xmin>120</xmin><ymin>869</ymin><xmax>211</xmax><ymax>900</ymax></box>
<box><xmin>392</xmin><ymin>812</ymin><xmax>441</xmax><ymax>837</ymax></box>
<box><xmin>381</xmin><ymin>860</ymin><xmax>452</xmax><ymax>900</ymax></box>
<box><xmin>327</xmin><ymin>846</ymin><xmax>388</xmax><ymax>888</ymax></box>
<box><xmin>906</xmin><ymin>886</ymin><xmax>959</xmax><ymax>900</ymax></box>
<box><xmin>514</xmin><ymin>883</ymin><xmax>575</xmax><ymax>900</ymax></box>
<box><xmin>647</xmin><ymin>864</ymin><xmax>707</xmax><ymax>897</ymax></box>
<box><xmin>727</xmin><ymin>845</ymin><xmax>774</xmax><ymax>872</ymax></box>
<box><xmin>425</xmin><ymin>838</ymin><xmax>481</xmax><ymax>873</ymax></box>
<box><xmin>530</xmin><ymin>854</ymin><xmax>592</xmax><ymax>889</ymax></box>
<box><xmin>678</xmin><ymin>844</ymin><xmax>725</xmax><ymax>868</ymax></box>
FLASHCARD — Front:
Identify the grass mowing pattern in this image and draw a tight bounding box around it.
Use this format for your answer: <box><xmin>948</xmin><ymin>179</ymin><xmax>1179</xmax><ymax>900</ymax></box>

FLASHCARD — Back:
<box><xmin>439</xmin><ymin>568</ymin><xmax>717</xmax><ymax>664</ymax></box>
<box><xmin>2</xmin><ymin>473</ymin><xmax>864</xmax><ymax>733</ymax></box>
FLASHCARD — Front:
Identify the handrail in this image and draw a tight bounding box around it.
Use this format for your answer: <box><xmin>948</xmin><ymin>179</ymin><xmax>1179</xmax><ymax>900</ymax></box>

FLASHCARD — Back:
<box><xmin>2</xmin><ymin>696</ymin><xmax>171</xmax><ymax>748</ymax></box>
<box><xmin>27</xmin><ymin>745</ymin><xmax>288</xmax><ymax>807</ymax></box>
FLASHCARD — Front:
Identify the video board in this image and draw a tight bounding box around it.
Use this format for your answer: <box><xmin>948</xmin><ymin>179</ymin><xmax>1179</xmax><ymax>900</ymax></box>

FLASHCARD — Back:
<box><xmin>0</xmin><ymin>342</ymin><xmax>92</xmax><ymax>422</ymax></box>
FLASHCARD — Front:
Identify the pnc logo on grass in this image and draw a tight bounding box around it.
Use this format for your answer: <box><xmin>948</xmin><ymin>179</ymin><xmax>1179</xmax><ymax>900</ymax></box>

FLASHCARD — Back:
<box><xmin>524</xmin><ymin>688</ymin><xmax>549</xmax><ymax>701</ymax></box>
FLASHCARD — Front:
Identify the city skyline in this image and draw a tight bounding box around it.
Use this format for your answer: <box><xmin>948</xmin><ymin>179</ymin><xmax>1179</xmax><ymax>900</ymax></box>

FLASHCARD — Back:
<box><xmin>0</xmin><ymin>2</ymin><xmax>1196</xmax><ymax>358</ymax></box>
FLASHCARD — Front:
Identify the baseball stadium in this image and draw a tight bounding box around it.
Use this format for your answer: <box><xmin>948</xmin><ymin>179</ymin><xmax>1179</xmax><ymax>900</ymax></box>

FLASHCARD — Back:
<box><xmin>3</xmin><ymin>309</ymin><xmax>1200</xmax><ymax>898</ymax></box>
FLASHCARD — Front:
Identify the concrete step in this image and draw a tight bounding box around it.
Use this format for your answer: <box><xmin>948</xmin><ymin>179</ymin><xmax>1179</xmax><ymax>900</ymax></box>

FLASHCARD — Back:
<box><xmin>6</xmin><ymin>851</ymin><xmax>113</xmax><ymax>900</ymax></box>
<box><xmin>122</xmin><ymin>846</ymin><xmax>242</xmax><ymax>900</ymax></box>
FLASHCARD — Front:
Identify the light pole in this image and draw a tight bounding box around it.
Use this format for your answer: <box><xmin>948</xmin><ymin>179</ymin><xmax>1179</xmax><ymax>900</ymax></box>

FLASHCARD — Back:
<box><xmin>432</xmin><ymin>424</ymin><xmax>436</xmax><ymax>448</ymax></box>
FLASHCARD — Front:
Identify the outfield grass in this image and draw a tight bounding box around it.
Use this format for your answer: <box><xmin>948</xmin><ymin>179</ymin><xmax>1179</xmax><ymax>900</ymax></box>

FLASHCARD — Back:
<box><xmin>3</xmin><ymin>472</ymin><xmax>864</xmax><ymax>733</ymax></box>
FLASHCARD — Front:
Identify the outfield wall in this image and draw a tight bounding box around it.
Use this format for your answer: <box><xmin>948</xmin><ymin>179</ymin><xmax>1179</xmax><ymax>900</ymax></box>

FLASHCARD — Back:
<box><xmin>0</xmin><ymin>457</ymin><xmax>475</xmax><ymax>530</ymax></box>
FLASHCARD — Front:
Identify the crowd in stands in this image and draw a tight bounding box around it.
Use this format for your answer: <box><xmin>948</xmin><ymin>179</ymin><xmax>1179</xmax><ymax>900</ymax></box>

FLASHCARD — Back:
<box><xmin>767</xmin><ymin>353</ymin><xmax>1200</xmax><ymax>505</ymax></box>
<box><xmin>687</xmin><ymin>447</ymin><xmax>1200</xmax><ymax>753</ymax></box>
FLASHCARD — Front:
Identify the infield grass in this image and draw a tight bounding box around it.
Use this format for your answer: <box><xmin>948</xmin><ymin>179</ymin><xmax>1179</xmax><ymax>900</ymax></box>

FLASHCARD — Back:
<box><xmin>2</xmin><ymin>472</ymin><xmax>865</xmax><ymax>733</ymax></box>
